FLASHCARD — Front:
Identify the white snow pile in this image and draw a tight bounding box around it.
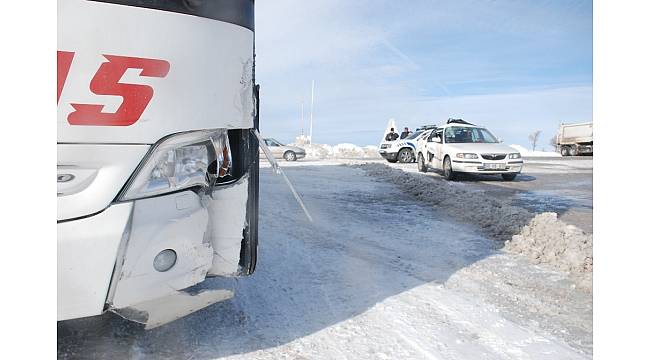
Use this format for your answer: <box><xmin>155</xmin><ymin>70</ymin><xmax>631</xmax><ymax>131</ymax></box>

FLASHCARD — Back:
<box><xmin>506</xmin><ymin>212</ymin><xmax>593</xmax><ymax>289</ymax></box>
<box><xmin>292</xmin><ymin>143</ymin><xmax>382</xmax><ymax>160</ymax></box>
<box><xmin>510</xmin><ymin>144</ymin><xmax>561</xmax><ymax>157</ymax></box>
<box><xmin>355</xmin><ymin>162</ymin><xmax>593</xmax><ymax>289</ymax></box>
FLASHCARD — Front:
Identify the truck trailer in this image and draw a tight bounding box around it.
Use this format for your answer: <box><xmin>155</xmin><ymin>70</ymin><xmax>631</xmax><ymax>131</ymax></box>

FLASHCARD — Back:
<box><xmin>556</xmin><ymin>122</ymin><xmax>593</xmax><ymax>156</ymax></box>
<box><xmin>57</xmin><ymin>0</ymin><xmax>259</xmax><ymax>329</ymax></box>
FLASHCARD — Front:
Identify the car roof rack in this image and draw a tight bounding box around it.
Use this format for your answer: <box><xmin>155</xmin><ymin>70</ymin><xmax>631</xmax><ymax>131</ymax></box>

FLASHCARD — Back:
<box><xmin>416</xmin><ymin>125</ymin><xmax>438</xmax><ymax>131</ymax></box>
<box><xmin>446</xmin><ymin>118</ymin><xmax>475</xmax><ymax>126</ymax></box>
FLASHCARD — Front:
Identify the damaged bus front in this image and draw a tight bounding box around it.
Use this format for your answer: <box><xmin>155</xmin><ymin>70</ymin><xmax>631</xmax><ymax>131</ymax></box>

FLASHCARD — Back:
<box><xmin>57</xmin><ymin>0</ymin><xmax>259</xmax><ymax>329</ymax></box>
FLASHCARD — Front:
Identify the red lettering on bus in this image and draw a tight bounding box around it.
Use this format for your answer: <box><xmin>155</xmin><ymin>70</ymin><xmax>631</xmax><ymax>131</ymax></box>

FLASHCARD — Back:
<box><xmin>57</xmin><ymin>51</ymin><xmax>75</xmax><ymax>103</ymax></box>
<box><xmin>67</xmin><ymin>55</ymin><xmax>170</xmax><ymax>126</ymax></box>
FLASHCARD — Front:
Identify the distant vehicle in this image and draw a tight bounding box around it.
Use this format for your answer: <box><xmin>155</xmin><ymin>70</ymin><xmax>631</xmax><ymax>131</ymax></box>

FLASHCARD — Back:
<box><xmin>262</xmin><ymin>138</ymin><xmax>306</xmax><ymax>161</ymax></box>
<box><xmin>379</xmin><ymin>128</ymin><xmax>434</xmax><ymax>163</ymax></box>
<box><xmin>416</xmin><ymin>119</ymin><xmax>523</xmax><ymax>181</ymax></box>
<box><xmin>556</xmin><ymin>122</ymin><xmax>593</xmax><ymax>156</ymax></box>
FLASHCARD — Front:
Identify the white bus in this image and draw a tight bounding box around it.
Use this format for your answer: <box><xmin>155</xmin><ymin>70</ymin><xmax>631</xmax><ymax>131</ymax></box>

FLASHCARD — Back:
<box><xmin>57</xmin><ymin>0</ymin><xmax>259</xmax><ymax>329</ymax></box>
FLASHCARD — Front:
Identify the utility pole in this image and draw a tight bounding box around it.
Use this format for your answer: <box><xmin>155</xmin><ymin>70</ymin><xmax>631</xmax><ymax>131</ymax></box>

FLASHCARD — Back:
<box><xmin>300</xmin><ymin>101</ymin><xmax>304</xmax><ymax>136</ymax></box>
<box><xmin>309</xmin><ymin>80</ymin><xmax>314</xmax><ymax>144</ymax></box>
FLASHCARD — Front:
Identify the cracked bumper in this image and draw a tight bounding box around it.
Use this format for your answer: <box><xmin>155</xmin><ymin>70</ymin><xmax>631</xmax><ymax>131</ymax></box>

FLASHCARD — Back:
<box><xmin>58</xmin><ymin>177</ymin><xmax>250</xmax><ymax>328</ymax></box>
<box><xmin>58</xmin><ymin>203</ymin><xmax>133</xmax><ymax>321</ymax></box>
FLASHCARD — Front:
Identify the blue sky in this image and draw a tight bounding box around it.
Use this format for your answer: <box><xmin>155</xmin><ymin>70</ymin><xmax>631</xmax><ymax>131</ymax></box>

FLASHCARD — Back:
<box><xmin>256</xmin><ymin>0</ymin><xmax>592</xmax><ymax>148</ymax></box>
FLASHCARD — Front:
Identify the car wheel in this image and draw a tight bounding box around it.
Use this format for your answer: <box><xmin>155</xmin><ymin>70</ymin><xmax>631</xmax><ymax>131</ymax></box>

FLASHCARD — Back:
<box><xmin>443</xmin><ymin>156</ymin><xmax>455</xmax><ymax>180</ymax></box>
<box><xmin>284</xmin><ymin>151</ymin><xmax>297</xmax><ymax>161</ymax></box>
<box><xmin>568</xmin><ymin>145</ymin><xmax>578</xmax><ymax>156</ymax></box>
<box><xmin>501</xmin><ymin>173</ymin><xmax>517</xmax><ymax>181</ymax></box>
<box><xmin>417</xmin><ymin>153</ymin><xmax>427</xmax><ymax>173</ymax></box>
<box><xmin>560</xmin><ymin>146</ymin><xmax>569</xmax><ymax>156</ymax></box>
<box><xmin>398</xmin><ymin>148</ymin><xmax>413</xmax><ymax>163</ymax></box>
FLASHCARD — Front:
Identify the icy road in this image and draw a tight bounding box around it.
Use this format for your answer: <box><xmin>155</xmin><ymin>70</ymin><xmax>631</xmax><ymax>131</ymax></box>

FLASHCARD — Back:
<box><xmin>58</xmin><ymin>163</ymin><xmax>592</xmax><ymax>359</ymax></box>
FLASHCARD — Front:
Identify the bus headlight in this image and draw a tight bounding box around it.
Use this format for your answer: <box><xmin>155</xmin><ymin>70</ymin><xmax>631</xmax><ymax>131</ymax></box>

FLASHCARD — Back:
<box><xmin>119</xmin><ymin>130</ymin><xmax>231</xmax><ymax>201</ymax></box>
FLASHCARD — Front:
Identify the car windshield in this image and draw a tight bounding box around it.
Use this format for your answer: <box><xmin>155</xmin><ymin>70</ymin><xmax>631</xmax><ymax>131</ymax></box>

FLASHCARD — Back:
<box><xmin>406</xmin><ymin>131</ymin><xmax>423</xmax><ymax>140</ymax></box>
<box><xmin>444</xmin><ymin>126</ymin><xmax>498</xmax><ymax>143</ymax></box>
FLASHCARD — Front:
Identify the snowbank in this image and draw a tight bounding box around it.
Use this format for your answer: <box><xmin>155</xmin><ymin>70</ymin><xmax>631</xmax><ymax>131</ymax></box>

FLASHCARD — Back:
<box><xmin>506</xmin><ymin>212</ymin><xmax>593</xmax><ymax>289</ymax></box>
<box><xmin>355</xmin><ymin>162</ymin><xmax>592</xmax><ymax>290</ymax></box>
<box><xmin>291</xmin><ymin>143</ymin><xmax>382</xmax><ymax>160</ymax></box>
<box><xmin>510</xmin><ymin>144</ymin><xmax>561</xmax><ymax>157</ymax></box>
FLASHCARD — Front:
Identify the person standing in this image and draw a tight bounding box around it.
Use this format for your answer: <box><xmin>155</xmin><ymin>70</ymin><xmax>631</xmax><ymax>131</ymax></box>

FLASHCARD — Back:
<box><xmin>400</xmin><ymin>127</ymin><xmax>412</xmax><ymax>139</ymax></box>
<box><xmin>385</xmin><ymin>128</ymin><xmax>399</xmax><ymax>141</ymax></box>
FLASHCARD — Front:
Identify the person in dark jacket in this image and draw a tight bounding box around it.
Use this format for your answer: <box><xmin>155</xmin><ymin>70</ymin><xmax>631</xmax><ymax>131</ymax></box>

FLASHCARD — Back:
<box><xmin>400</xmin><ymin>127</ymin><xmax>412</xmax><ymax>139</ymax></box>
<box><xmin>385</xmin><ymin>128</ymin><xmax>399</xmax><ymax>141</ymax></box>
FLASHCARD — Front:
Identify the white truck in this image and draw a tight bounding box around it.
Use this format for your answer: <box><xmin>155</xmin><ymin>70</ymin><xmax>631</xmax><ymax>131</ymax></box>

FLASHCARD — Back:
<box><xmin>58</xmin><ymin>0</ymin><xmax>259</xmax><ymax>329</ymax></box>
<box><xmin>556</xmin><ymin>122</ymin><xmax>593</xmax><ymax>156</ymax></box>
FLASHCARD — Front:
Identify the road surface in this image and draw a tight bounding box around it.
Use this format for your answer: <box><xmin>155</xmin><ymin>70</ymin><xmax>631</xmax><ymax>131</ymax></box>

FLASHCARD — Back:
<box><xmin>376</xmin><ymin>157</ymin><xmax>593</xmax><ymax>233</ymax></box>
<box><xmin>58</xmin><ymin>163</ymin><xmax>592</xmax><ymax>359</ymax></box>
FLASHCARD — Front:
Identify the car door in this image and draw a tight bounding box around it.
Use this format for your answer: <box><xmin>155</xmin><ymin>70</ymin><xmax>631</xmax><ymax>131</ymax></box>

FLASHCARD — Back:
<box><xmin>425</xmin><ymin>130</ymin><xmax>443</xmax><ymax>169</ymax></box>
<box><xmin>262</xmin><ymin>139</ymin><xmax>281</xmax><ymax>157</ymax></box>
<box><xmin>270</xmin><ymin>139</ymin><xmax>286</xmax><ymax>157</ymax></box>
<box><xmin>415</xmin><ymin>130</ymin><xmax>431</xmax><ymax>155</ymax></box>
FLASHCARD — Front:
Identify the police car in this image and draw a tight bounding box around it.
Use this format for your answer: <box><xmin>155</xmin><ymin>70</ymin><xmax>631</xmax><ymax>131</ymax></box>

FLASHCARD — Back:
<box><xmin>379</xmin><ymin>126</ymin><xmax>436</xmax><ymax>163</ymax></box>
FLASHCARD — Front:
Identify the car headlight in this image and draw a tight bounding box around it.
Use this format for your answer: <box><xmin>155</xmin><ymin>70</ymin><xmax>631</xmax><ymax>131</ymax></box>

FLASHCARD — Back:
<box><xmin>119</xmin><ymin>129</ymin><xmax>232</xmax><ymax>201</ymax></box>
<box><xmin>508</xmin><ymin>153</ymin><xmax>522</xmax><ymax>159</ymax></box>
<box><xmin>456</xmin><ymin>153</ymin><xmax>478</xmax><ymax>159</ymax></box>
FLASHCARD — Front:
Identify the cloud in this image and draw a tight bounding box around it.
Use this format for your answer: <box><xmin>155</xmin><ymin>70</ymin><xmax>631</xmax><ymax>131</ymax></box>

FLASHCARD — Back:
<box><xmin>255</xmin><ymin>0</ymin><xmax>592</xmax><ymax>147</ymax></box>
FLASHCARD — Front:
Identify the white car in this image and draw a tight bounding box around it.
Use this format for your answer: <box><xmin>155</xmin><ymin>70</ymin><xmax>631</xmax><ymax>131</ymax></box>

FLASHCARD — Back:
<box><xmin>415</xmin><ymin>119</ymin><xmax>523</xmax><ymax>181</ymax></box>
<box><xmin>379</xmin><ymin>128</ymin><xmax>434</xmax><ymax>163</ymax></box>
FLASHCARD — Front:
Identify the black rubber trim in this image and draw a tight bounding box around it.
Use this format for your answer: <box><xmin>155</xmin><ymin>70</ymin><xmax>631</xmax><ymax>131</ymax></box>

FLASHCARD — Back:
<box><xmin>452</xmin><ymin>160</ymin><xmax>481</xmax><ymax>164</ymax></box>
<box><xmin>90</xmin><ymin>0</ymin><xmax>255</xmax><ymax>31</ymax></box>
<box><xmin>379</xmin><ymin>152</ymin><xmax>398</xmax><ymax>161</ymax></box>
<box><xmin>57</xmin><ymin>207</ymin><xmax>108</xmax><ymax>224</ymax></box>
<box><xmin>239</xmin><ymin>83</ymin><xmax>259</xmax><ymax>275</ymax></box>
<box><xmin>58</xmin><ymin>142</ymin><xmax>152</xmax><ymax>146</ymax></box>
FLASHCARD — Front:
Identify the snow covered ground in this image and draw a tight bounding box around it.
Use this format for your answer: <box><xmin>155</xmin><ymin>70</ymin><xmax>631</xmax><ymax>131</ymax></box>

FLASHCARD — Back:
<box><xmin>58</xmin><ymin>160</ymin><xmax>592</xmax><ymax>359</ymax></box>
<box><xmin>509</xmin><ymin>144</ymin><xmax>561</xmax><ymax>158</ymax></box>
<box><xmin>289</xmin><ymin>142</ymin><xmax>383</xmax><ymax>160</ymax></box>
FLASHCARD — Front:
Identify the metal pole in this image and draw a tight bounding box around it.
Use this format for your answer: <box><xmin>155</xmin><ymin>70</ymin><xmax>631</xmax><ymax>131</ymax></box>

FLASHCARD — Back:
<box><xmin>309</xmin><ymin>80</ymin><xmax>314</xmax><ymax>144</ymax></box>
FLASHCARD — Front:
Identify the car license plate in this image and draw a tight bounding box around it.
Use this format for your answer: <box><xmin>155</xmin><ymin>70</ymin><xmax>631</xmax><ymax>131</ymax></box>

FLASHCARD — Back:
<box><xmin>484</xmin><ymin>163</ymin><xmax>506</xmax><ymax>170</ymax></box>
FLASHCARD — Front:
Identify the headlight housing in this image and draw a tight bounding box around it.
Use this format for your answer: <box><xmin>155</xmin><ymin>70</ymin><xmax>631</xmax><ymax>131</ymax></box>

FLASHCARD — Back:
<box><xmin>119</xmin><ymin>129</ymin><xmax>232</xmax><ymax>201</ymax></box>
<box><xmin>508</xmin><ymin>153</ymin><xmax>522</xmax><ymax>159</ymax></box>
<box><xmin>456</xmin><ymin>153</ymin><xmax>478</xmax><ymax>159</ymax></box>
